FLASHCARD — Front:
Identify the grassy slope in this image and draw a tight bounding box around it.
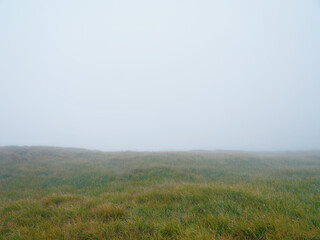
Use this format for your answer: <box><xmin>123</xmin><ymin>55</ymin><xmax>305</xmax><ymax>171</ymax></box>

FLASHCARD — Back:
<box><xmin>0</xmin><ymin>147</ymin><xmax>319</xmax><ymax>240</ymax></box>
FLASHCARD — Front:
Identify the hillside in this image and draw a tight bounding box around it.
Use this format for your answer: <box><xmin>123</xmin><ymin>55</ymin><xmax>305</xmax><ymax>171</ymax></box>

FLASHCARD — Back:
<box><xmin>0</xmin><ymin>146</ymin><xmax>319</xmax><ymax>239</ymax></box>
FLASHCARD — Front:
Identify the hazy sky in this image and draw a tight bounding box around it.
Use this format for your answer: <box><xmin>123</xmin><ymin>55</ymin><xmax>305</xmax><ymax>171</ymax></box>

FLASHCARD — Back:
<box><xmin>1</xmin><ymin>0</ymin><xmax>319</xmax><ymax>151</ymax></box>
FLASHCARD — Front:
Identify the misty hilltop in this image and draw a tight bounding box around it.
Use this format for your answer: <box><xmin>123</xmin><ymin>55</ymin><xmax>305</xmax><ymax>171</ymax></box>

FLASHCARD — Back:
<box><xmin>1</xmin><ymin>146</ymin><xmax>320</xmax><ymax>239</ymax></box>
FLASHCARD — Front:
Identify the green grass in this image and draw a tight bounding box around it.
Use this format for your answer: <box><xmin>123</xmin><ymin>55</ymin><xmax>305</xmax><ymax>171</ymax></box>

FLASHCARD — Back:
<box><xmin>0</xmin><ymin>147</ymin><xmax>319</xmax><ymax>239</ymax></box>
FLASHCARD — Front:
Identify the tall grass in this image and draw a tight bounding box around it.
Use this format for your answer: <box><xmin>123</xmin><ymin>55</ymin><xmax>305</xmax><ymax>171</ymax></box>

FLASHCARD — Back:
<box><xmin>0</xmin><ymin>147</ymin><xmax>319</xmax><ymax>239</ymax></box>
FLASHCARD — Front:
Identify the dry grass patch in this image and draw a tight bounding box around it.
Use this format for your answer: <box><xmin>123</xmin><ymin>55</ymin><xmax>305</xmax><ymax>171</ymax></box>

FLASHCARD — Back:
<box><xmin>90</xmin><ymin>203</ymin><xmax>126</xmax><ymax>221</ymax></box>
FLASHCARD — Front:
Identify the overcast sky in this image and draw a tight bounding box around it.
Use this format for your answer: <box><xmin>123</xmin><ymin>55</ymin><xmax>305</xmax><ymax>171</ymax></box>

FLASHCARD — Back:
<box><xmin>0</xmin><ymin>0</ymin><xmax>319</xmax><ymax>151</ymax></box>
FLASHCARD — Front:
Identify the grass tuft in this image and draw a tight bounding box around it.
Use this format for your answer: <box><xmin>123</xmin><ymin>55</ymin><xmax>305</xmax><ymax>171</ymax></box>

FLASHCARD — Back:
<box><xmin>90</xmin><ymin>204</ymin><xmax>126</xmax><ymax>221</ymax></box>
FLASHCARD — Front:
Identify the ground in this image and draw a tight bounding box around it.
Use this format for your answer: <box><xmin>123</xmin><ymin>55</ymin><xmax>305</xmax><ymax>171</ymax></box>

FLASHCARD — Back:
<box><xmin>0</xmin><ymin>147</ymin><xmax>319</xmax><ymax>239</ymax></box>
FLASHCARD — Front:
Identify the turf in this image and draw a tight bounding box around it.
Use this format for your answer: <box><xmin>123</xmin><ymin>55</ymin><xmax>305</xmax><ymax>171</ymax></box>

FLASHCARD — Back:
<box><xmin>0</xmin><ymin>146</ymin><xmax>319</xmax><ymax>239</ymax></box>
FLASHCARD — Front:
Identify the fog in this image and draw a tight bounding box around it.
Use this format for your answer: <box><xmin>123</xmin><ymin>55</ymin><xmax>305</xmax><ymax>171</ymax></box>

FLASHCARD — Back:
<box><xmin>0</xmin><ymin>0</ymin><xmax>319</xmax><ymax>151</ymax></box>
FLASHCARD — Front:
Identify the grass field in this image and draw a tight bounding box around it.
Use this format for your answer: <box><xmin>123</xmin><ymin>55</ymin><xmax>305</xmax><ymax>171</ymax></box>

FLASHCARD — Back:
<box><xmin>0</xmin><ymin>146</ymin><xmax>319</xmax><ymax>239</ymax></box>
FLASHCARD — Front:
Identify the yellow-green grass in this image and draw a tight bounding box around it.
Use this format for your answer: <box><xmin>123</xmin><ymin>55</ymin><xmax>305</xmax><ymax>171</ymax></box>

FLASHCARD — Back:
<box><xmin>0</xmin><ymin>147</ymin><xmax>319</xmax><ymax>239</ymax></box>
